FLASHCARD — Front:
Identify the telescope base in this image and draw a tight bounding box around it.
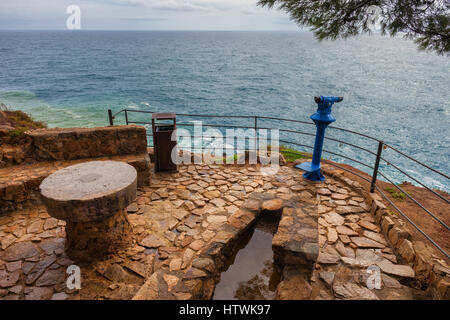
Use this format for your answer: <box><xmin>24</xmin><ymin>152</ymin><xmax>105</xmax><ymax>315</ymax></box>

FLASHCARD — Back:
<box><xmin>295</xmin><ymin>162</ymin><xmax>325</xmax><ymax>182</ymax></box>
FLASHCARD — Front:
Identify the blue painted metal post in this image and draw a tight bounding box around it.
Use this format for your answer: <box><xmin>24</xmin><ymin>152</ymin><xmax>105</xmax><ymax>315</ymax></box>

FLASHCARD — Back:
<box><xmin>296</xmin><ymin>96</ymin><xmax>343</xmax><ymax>181</ymax></box>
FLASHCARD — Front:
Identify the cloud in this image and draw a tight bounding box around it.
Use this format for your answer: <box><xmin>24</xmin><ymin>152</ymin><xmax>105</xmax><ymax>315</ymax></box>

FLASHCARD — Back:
<box><xmin>0</xmin><ymin>0</ymin><xmax>296</xmax><ymax>30</ymax></box>
<box><xmin>102</xmin><ymin>0</ymin><xmax>263</xmax><ymax>14</ymax></box>
<box><xmin>120</xmin><ymin>17</ymin><xmax>166</xmax><ymax>21</ymax></box>
<box><xmin>149</xmin><ymin>1</ymin><xmax>215</xmax><ymax>12</ymax></box>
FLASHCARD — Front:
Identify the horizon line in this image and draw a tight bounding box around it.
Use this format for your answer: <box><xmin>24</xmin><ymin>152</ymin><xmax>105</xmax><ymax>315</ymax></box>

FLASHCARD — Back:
<box><xmin>0</xmin><ymin>29</ymin><xmax>305</xmax><ymax>32</ymax></box>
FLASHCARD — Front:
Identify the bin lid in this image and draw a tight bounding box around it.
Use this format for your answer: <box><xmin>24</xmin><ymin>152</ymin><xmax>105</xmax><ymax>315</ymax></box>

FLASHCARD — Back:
<box><xmin>152</xmin><ymin>112</ymin><xmax>176</xmax><ymax>120</ymax></box>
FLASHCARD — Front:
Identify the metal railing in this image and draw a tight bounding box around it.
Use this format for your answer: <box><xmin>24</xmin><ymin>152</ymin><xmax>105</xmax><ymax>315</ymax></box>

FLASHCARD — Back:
<box><xmin>108</xmin><ymin>108</ymin><xmax>449</xmax><ymax>259</ymax></box>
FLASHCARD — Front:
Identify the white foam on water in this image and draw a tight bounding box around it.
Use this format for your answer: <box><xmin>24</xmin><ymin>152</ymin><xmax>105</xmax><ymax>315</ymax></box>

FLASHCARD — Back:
<box><xmin>422</xmin><ymin>175</ymin><xmax>447</xmax><ymax>192</ymax></box>
<box><xmin>126</xmin><ymin>103</ymin><xmax>140</xmax><ymax>110</ymax></box>
<box><xmin>65</xmin><ymin>110</ymin><xmax>82</xmax><ymax>119</ymax></box>
<box><xmin>0</xmin><ymin>90</ymin><xmax>37</xmax><ymax>101</ymax></box>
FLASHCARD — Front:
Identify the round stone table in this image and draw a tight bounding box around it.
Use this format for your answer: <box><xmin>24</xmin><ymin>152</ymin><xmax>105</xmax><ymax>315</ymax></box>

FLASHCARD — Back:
<box><xmin>39</xmin><ymin>161</ymin><xmax>137</xmax><ymax>261</ymax></box>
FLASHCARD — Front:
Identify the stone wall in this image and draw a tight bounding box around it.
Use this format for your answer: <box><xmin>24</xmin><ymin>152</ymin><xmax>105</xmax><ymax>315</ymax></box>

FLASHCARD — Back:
<box><xmin>0</xmin><ymin>125</ymin><xmax>151</xmax><ymax>214</ymax></box>
<box><xmin>27</xmin><ymin>125</ymin><xmax>147</xmax><ymax>162</ymax></box>
<box><xmin>1</xmin><ymin>125</ymin><xmax>148</xmax><ymax>167</ymax></box>
<box><xmin>321</xmin><ymin>165</ymin><xmax>450</xmax><ymax>300</ymax></box>
<box><xmin>366</xmin><ymin>192</ymin><xmax>449</xmax><ymax>299</ymax></box>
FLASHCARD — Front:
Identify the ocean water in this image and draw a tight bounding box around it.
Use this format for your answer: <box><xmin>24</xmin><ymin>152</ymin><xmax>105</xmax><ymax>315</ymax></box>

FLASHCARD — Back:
<box><xmin>0</xmin><ymin>31</ymin><xmax>449</xmax><ymax>191</ymax></box>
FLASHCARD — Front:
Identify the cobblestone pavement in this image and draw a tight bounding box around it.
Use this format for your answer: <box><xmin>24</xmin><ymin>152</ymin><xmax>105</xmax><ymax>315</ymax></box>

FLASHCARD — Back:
<box><xmin>0</xmin><ymin>163</ymin><xmax>424</xmax><ymax>300</ymax></box>
<box><xmin>289</xmin><ymin>178</ymin><xmax>417</xmax><ymax>300</ymax></box>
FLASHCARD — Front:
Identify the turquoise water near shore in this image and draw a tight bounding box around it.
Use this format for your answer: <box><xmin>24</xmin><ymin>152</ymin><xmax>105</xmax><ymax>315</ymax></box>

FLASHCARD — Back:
<box><xmin>0</xmin><ymin>31</ymin><xmax>448</xmax><ymax>191</ymax></box>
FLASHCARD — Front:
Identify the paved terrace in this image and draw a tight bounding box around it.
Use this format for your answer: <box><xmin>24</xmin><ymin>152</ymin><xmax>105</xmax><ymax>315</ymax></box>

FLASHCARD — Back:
<box><xmin>0</xmin><ymin>160</ymin><xmax>425</xmax><ymax>300</ymax></box>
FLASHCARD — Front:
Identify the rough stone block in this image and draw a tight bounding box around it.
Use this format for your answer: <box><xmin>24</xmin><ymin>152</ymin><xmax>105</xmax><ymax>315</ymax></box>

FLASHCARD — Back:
<box><xmin>27</xmin><ymin>125</ymin><xmax>148</xmax><ymax>161</ymax></box>
<box><xmin>227</xmin><ymin>209</ymin><xmax>256</xmax><ymax>231</ymax></box>
<box><xmin>381</xmin><ymin>216</ymin><xmax>395</xmax><ymax>234</ymax></box>
<box><xmin>388</xmin><ymin>226</ymin><xmax>411</xmax><ymax>247</ymax></box>
<box><xmin>432</xmin><ymin>278</ymin><xmax>450</xmax><ymax>300</ymax></box>
<box><xmin>397</xmin><ymin>239</ymin><xmax>415</xmax><ymax>263</ymax></box>
<box><xmin>368</xmin><ymin>193</ymin><xmax>382</xmax><ymax>207</ymax></box>
<box><xmin>276</xmin><ymin>267</ymin><xmax>312</xmax><ymax>300</ymax></box>
<box><xmin>412</xmin><ymin>241</ymin><xmax>434</xmax><ymax>285</ymax></box>
<box><xmin>272</xmin><ymin>204</ymin><xmax>319</xmax><ymax>277</ymax></box>
<box><xmin>374</xmin><ymin>207</ymin><xmax>386</xmax><ymax>224</ymax></box>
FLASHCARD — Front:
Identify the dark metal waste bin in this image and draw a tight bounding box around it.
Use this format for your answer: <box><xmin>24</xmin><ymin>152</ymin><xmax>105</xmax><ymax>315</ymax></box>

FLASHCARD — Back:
<box><xmin>152</xmin><ymin>112</ymin><xmax>177</xmax><ymax>172</ymax></box>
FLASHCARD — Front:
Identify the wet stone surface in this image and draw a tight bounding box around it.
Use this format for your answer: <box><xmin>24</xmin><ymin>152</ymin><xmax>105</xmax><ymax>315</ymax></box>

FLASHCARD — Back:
<box><xmin>0</xmin><ymin>162</ymin><xmax>435</xmax><ymax>300</ymax></box>
<box><xmin>212</xmin><ymin>214</ymin><xmax>281</xmax><ymax>300</ymax></box>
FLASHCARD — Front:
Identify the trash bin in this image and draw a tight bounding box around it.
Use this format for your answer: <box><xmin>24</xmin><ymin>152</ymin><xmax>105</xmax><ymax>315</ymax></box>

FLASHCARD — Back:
<box><xmin>152</xmin><ymin>112</ymin><xmax>177</xmax><ymax>172</ymax></box>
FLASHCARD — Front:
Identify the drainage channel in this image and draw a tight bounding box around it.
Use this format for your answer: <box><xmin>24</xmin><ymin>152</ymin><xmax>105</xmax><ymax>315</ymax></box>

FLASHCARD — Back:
<box><xmin>212</xmin><ymin>214</ymin><xmax>282</xmax><ymax>300</ymax></box>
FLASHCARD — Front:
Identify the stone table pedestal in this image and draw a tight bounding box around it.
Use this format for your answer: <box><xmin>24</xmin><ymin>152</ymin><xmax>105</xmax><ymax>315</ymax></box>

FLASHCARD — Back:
<box><xmin>39</xmin><ymin>161</ymin><xmax>137</xmax><ymax>261</ymax></box>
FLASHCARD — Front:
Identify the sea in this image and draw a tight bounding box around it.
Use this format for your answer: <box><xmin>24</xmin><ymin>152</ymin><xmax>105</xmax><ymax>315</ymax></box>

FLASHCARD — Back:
<box><xmin>0</xmin><ymin>31</ymin><xmax>448</xmax><ymax>192</ymax></box>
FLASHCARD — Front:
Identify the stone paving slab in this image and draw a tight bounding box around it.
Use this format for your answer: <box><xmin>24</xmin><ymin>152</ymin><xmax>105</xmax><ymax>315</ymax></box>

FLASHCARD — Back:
<box><xmin>0</xmin><ymin>162</ymin><xmax>443</xmax><ymax>300</ymax></box>
<box><xmin>279</xmin><ymin>164</ymin><xmax>420</xmax><ymax>300</ymax></box>
<box><xmin>273</xmin><ymin>203</ymin><xmax>318</xmax><ymax>276</ymax></box>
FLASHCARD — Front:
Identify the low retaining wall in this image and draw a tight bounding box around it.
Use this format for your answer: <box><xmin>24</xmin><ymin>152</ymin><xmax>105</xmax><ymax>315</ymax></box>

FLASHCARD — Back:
<box><xmin>28</xmin><ymin>125</ymin><xmax>148</xmax><ymax>162</ymax></box>
<box><xmin>0</xmin><ymin>125</ymin><xmax>151</xmax><ymax>214</ymax></box>
<box><xmin>321</xmin><ymin>165</ymin><xmax>449</xmax><ymax>300</ymax></box>
<box><xmin>366</xmin><ymin>192</ymin><xmax>449</xmax><ymax>299</ymax></box>
<box><xmin>1</xmin><ymin>125</ymin><xmax>148</xmax><ymax>167</ymax></box>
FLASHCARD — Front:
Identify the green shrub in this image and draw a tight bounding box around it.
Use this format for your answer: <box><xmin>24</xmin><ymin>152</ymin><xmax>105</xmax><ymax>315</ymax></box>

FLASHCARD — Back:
<box><xmin>388</xmin><ymin>209</ymin><xmax>399</xmax><ymax>216</ymax></box>
<box><xmin>279</xmin><ymin>144</ymin><xmax>311</xmax><ymax>162</ymax></box>
<box><xmin>0</xmin><ymin>108</ymin><xmax>46</xmax><ymax>145</ymax></box>
<box><xmin>385</xmin><ymin>187</ymin><xmax>407</xmax><ymax>200</ymax></box>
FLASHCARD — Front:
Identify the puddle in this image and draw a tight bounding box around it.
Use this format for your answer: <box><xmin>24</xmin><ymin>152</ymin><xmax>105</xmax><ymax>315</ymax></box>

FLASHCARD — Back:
<box><xmin>212</xmin><ymin>215</ymin><xmax>281</xmax><ymax>300</ymax></box>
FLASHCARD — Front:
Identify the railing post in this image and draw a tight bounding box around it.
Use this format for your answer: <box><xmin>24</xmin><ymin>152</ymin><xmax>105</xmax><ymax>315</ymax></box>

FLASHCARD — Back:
<box><xmin>125</xmin><ymin>109</ymin><xmax>129</xmax><ymax>125</ymax></box>
<box><xmin>370</xmin><ymin>141</ymin><xmax>383</xmax><ymax>193</ymax></box>
<box><xmin>108</xmin><ymin>109</ymin><xmax>114</xmax><ymax>126</ymax></box>
<box><xmin>254</xmin><ymin>116</ymin><xmax>258</xmax><ymax>153</ymax></box>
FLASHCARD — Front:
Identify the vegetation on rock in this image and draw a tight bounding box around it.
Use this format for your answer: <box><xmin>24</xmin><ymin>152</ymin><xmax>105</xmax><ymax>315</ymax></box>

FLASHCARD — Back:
<box><xmin>279</xmin><ymin>145</ymin><xmax>311</xmax><ymax>162</ymax></box>
<box><xmin>385</xmin><ymin>186</ymin><xmax>407</xmax><ymax>200</ymax></box>
<box><xmin>0</xmin><ymin>103</ymin><xmax>46</xmax><ymax>144</ymax></box>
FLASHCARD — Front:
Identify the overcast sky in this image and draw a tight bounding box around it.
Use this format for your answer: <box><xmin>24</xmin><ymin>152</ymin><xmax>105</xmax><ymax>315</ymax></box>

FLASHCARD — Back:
<box><xmin>0</xmin><ymin>0</ymin><xmax>300</xmax><ymax>31</ymax></box>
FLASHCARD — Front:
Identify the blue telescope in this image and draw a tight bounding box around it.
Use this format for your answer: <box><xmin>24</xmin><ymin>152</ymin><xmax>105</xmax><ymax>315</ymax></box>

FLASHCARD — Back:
<box><xmin>296</xmin><ymin>96</ymin><xmax>344</xmax><ymax>181</ymax></box>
